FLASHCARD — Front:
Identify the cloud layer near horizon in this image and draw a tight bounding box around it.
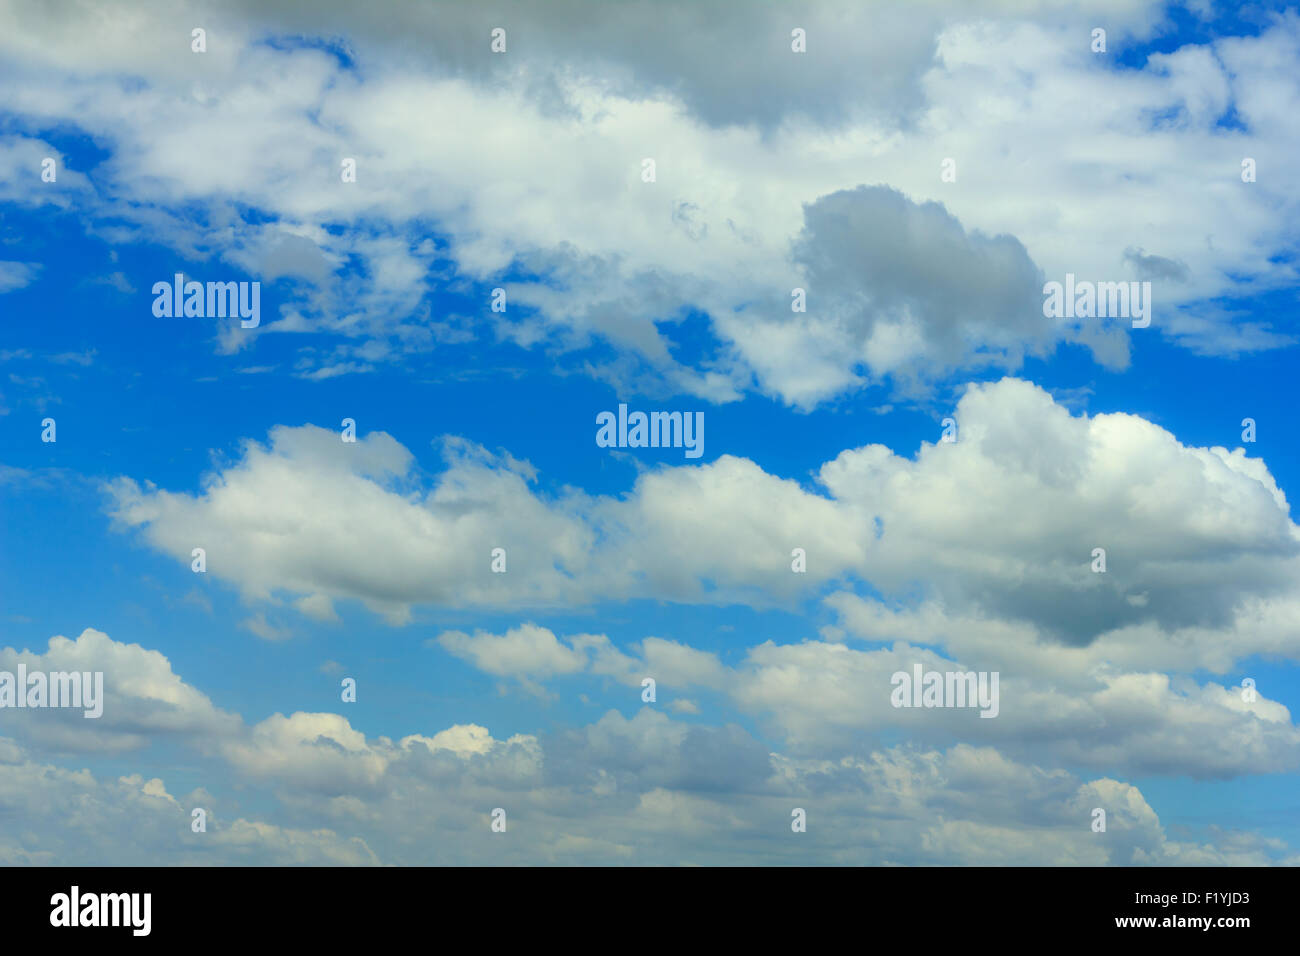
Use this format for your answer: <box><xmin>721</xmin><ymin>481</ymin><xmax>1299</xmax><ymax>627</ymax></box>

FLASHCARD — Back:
<box><xmin>3</xmin><ymin>627</ymin><xmax>1296</xmax><ymax>865</ymax></box>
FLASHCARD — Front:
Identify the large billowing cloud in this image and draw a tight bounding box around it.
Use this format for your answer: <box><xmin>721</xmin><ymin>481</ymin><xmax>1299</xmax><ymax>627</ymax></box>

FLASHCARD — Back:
<box><xmin>815</xmin><ymin>378</ymin><xmax>1299</xmax><ymax>645</ymax></box>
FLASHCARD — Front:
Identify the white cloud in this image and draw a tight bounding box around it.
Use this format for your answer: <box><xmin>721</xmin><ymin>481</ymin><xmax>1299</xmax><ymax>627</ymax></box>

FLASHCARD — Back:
<box><xmin>437</xmin><ymin>623</ymin><xmax>591</xmax><ymax>681</ymax></box>
<box><xmin>0</xmin><ymin>261</ymin><xmax>40</xmax><ymax>294</ymax></box>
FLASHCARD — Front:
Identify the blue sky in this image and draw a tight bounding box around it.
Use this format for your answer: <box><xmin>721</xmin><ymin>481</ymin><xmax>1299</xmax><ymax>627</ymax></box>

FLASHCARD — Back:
<box><xmin>1</xmin><ymin>0</ymin><xmax>1298</xmax><ymax>865</ymax></box>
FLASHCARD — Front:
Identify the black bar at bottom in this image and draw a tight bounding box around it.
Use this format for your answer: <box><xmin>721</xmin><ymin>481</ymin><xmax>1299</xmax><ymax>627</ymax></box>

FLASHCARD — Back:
<box><xmin>3</xmin><ymin>866</ymin><xmax>1282</xmax><ymax>942</ymax></box>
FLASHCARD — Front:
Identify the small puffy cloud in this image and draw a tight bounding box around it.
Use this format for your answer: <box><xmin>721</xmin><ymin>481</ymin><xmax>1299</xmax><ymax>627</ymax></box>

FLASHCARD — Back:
<box><xmin>435</xmin><ymin>624</ymin><xmax>728</xmax><ymax>696</ymax></box>
<box><xmin>218</xmin><ymin>712</ymin><xmax>391</xmax><ymax>795</ymax></box>
<box><xmin>0</xmin><ymin>628</ymin><xmax>241</xmax><ymax>752</ymax></box>
<box><xmin>0</xmin><ymin>261</ymin><xmax>40</xmax><ymax>294</ymax></box>
<box><xmin>437</xmin><ymin>623</ymin><xmax>591</xmax><ymax>682</ymax></box>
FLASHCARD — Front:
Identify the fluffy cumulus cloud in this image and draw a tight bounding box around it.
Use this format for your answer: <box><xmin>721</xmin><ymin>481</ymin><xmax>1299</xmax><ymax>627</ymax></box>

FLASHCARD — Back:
<box><xmin>106</xmin><ymin>379</ymin><xmax>1300</xmax><ymax>662</ymax></box>
<box><xmin>816</xmin><ymin>379</ymin><xmax>1300</xmax><ymax>645</ymax></box>
<box><xmin>0</xmin><ymin>628</ymin><xmax>240</xmax><ymax>753</ymax></box>
<box><xmin>0</xmin><ymin>1</ymin><xmax>1296</xmax><ymax>400</ymax></box>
